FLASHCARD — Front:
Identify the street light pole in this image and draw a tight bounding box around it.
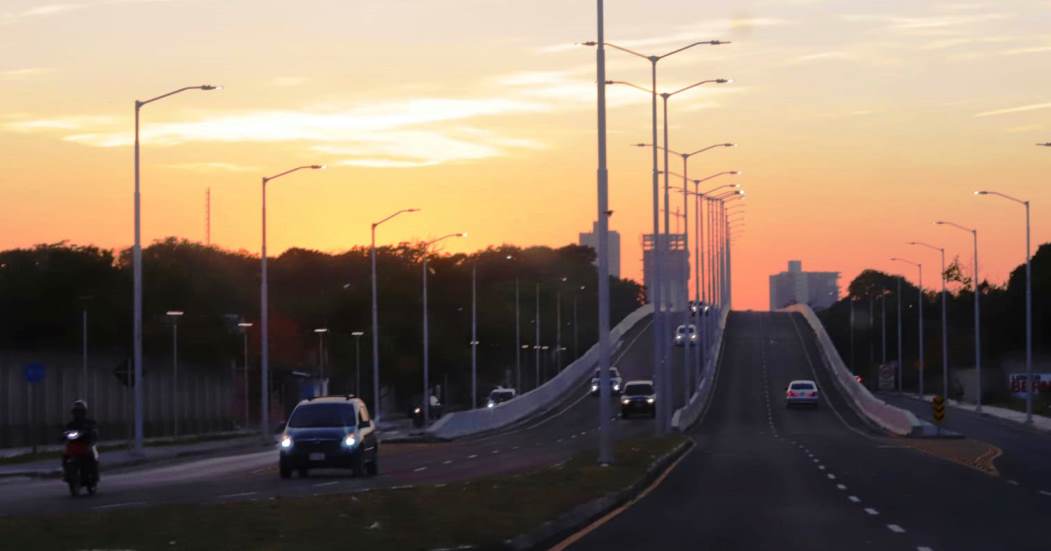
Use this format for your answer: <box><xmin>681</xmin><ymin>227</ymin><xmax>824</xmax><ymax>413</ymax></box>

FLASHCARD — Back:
<box><xmin>471</xmin><ymin>264</ymin><xmax>478</xmax><ymax>408</ymax></box>
<box><xmin>535</xmin><ymin>282</ymin><xmax>541</xmax><ymax>388</ymax></box>
<box><xmin>238</xmin><ymin>322</ymin><xmax>253</xmax><ymax>427</ymax></box>
<box><xmin>910</xmin><ymin>241</ymin><xmax>949</xmax><ymax>399</ymax></box>
<box><xmin>132</xmin><ymin>84</ymin><xmax>219</xmax><ymax>453</ymax></box>
<box><xmin>892</xmin><ymin>258</ymin><xmax>924</xmax><ymax>397</ymax></box>
<box><xmin>351</xmin><ymin>331</ymin><xmax>365</xmax><ymax>396</ymax></box>
<box><xmin>976</xmin><ymin>190</ymin><xmax>1033</xmax><ymax>422</ymax></box>
<box><xmin>421</xmin><ymin>233</ymin><xmax>465</xmax><ymax>425</ymax></box>
<box><xmin>896</xmin><ymin>278</ymin><xmax>903</xmax><ymax>392</ymax></box>
<box><xmin>938</xmin><ymin>220</ymin><xmax>982</xmax><ymax>411</ymax></box>
<box><xmin>260</xmin><ymin>164</ymin><xmax>324</xmax><ymax>440</ymax></box>
<box><xmin>371</xmin><ymin>208</ymin><xmax>419</xmax><ymax>424</ymax></box>
<box><xmin>314</xmin><ymin>328</ymin><xmax>328</xmax><ymax>380</ymax></box>
<box><xmin>165</xmin><ymin>310</ymin><xmax>183</xmax><ymax>437</ymax></box>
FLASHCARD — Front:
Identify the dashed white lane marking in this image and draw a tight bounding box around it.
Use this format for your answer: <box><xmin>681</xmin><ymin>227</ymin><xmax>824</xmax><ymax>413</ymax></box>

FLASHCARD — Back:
<box><xmin>1007</xmin><ymin>480</ymin><xmax>1020</xmax><ymax>486</ymax></box>
<box><xmin>413</xmin><ymin>466</ymin><xmax>428</xmax><ymax>472</ymax></box>
<box><xmin>92</xmin><ymin>501</ymin><xmax>147</xmax><ymax>510</ymax></box>
<box><xmin>917</xmin><ymin>547</ymin><xmax>934</xmax><ymax>551</ymax></box>
<box><xmin>491</xmin><ymin>450</ymin><xmax>500</xmax><ymax>455</ymax></box>
<box><xmin>836</xmin><ymin>484</ymin><xmax>847</xmax><ymax>490</ymax></box>
<box><xmin>887</xmin><ymin>524</ymin><xmax>906</xmax><ymax>534</ymax></box>
<box><xmin>848</xmin><ymin>496</ymin><xmax>861</xmax><ymax>503</ymax></box>
<box><xmin>818</xmin><ymin>465</ymin><xmax>826</xmax><ymax>470</ymax></box>
<box><xmin>442</xmin><ymin>460</ymin><xmax>453</xmax><ymax>465</ymax></box>
<box><xmin>313</xmin><ymin>481</ymin><xmax>340</xmax><ymax>488</ymax></box>
<box><xmin>468</xmin><ymin>454</ymin><xmax>478</xmax><ymax>459</ymax></box>
<box><xmin>390</xmin><ymin>484</ymin><xmax>415</xmax><ymax>490</ymax></box>
<box><xmin>864</xmin><ymin>508</ymin><xmax>879</xmax><ymax>516</ymax></box>
<box><xmin>216</xmin><ymin>491</ymin><xmax>257</xmax><ymax>499</ymax></box>
<box><xmin>827</xmin><ymin>474</ymin><xmax>836</xmax><ymax>480</ymax></box>
<box><xmin>1039</xmin><ymin>490</ymin><xmax>1051</xmax><ymax>497</ymax></box>
<box><xmin>512</xmin><ymin>446</ymin><xmax>520</xmax><ymax>450</ymax></box>
<box><xmin>434</xmin><ymin>483</ymin><xmax>447</xmax><ymax>488</ymax></box>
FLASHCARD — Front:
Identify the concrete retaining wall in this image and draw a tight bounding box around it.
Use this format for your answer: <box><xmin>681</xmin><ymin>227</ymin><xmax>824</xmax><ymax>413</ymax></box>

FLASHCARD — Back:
<box><xmin>671</xmin><ymin>306</ymin><xmax>730</xmax><ymax>432</ymax></box>
<box><xmin>784</xmin><ymin>304</ymin><xmax>923</xmax><ymax>436</ymax></box>
<box><xmin>427</xmin><ymin>304</ymin><xmax>653</xmax><ymax>440</ymax></box>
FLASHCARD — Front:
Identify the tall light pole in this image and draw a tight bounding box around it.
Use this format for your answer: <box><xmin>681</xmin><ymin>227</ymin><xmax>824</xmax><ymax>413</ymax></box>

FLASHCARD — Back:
<box><xmin>611</xmin><ymin>77</ymin><xmax>731</xmax><ymax>430</ymax></box>
<box><xmin>892</xmin><ymin>257</ymin><xmax>924</xmax><ymax>397</ymax></box>
<box><xmin>574</xmin><ymin>284</ymin><xmax>586</xmax><ymax>360</ymax></box>
<box><xmin>422</xmin><ymin>232</ymin><xmax>466</xmax><ymax>425</ymax></box>
<box><xmin>471</xmin><ymin>263</ymin><xmax>478</xmax><ymax>408</ymax></box>
<box><xmin>937</xmin><ymin>220</ymin><xmax>982</xmax><ymax>411</ymax></box>
<box><xmin>351</xmin><ymin>331</ymin><xmax>365</xmax><ymax>396</ymax></box>
<box><xmin>910</xmin><ymin>241</ymin><xmax>949</xmax><ymax>399</ymax></box>
<box><xmin>132</xmin><ymin>84</ymin><xmax>219</xmax><ymax>453</ymax></box>
<box><xmin>370</xmin><ymin>208</ymin><xmax>419</xmax><ymax>424</ymax></box>
<box><xmin>556</xmin><ymin>276</ymin><xmax>568</xmax><ymax>372</ymax></box>
<box><xmin>896</xmin><ymin>277</ymin><xmax>903</xmax><ymax>392</ymax></box>
<box><xmin>166</xmin><ymin>310</ymin><xmax>184</xmax><ymax>437</ymax></box>
<box><xmin>314</xmin><ymin>328</ymin><xmax>329</xmax><ymax>380</ymax></box>
<box><xmin>506</xmin><ymin>255</ymin><xmax>521</xmax><ymax>391</ymax></box>
<box><xmin>976</xmin><ymin>190</ymin><xmax>1033</xmax><ymax>422</ymax></box>
<box><xmin>594</xmin><ymin>37</ymin><xmax>728</xmax><ymax>438</ymax></box>
<box><xmin>535</xmin><ymin>282</ymin><xmax>542</xmax><ymax>388</ymax></box>
<box><xmin>260</xmin><ymin>164</ymin><xmax>324</xmax><ymax>439</ymax></box>
<box><xmin>238</xmin><ymin>322</ymin><xmax>253</xmax><ymax>428</ymax></box>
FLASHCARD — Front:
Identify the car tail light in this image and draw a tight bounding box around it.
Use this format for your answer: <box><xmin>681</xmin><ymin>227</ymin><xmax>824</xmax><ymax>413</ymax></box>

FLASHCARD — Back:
<box><xmin>809</xmin><ymin>391</ymin><xmax>817</xmax><ymax>397</ymax></box>
<box><xmin>786</xmin><ymin>391</ymin><xmax>796</xmax><ymax>397</ymax></box>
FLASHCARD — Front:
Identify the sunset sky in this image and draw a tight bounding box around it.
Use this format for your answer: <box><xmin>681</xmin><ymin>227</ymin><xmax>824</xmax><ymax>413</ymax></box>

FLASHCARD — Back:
<box><xmin>2</xmin><ymin>0</ymin><xmax>1049</xmax><ymax>310</ymax></box>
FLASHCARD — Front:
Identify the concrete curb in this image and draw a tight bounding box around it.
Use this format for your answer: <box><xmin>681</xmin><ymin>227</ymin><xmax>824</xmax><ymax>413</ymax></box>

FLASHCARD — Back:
<box><xmin>501</xmin><ymin>438</ymin><xmax>694</xmax><ymax>551</ymax></box>
<box><xmin>889</xmin><ymin>392</ymin><xmax>1051</xmax><ymax>436</ymax></box>
<box><xmin>672</xmin><ymin>307</ymin><xmax>729</xmax><ymax>432</ymax></box>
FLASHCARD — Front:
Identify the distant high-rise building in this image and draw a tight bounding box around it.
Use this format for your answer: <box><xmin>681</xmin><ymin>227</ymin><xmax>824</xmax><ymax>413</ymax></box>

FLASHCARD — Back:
<box><xmin>643</xmin><ymin>233</ymin><xmax>689</xmax><ymax>312</ymax></box>
<box><xmin>578</xmin><ymin>221</ymin><xmax>621</xmax><ymax>278</ymax></box>
<box><xmin>769</xmin><ymin>260</ymin><xmax>839</xmax><ymax>311</ymax></box>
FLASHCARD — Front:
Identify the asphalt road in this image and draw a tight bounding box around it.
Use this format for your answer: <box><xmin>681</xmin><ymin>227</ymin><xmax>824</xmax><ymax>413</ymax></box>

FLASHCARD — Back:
<box><xmin>570</xmin><ymin>311</ymin><xmax>1051</xmax><ymax>551</ymax></box>
<box><xmin>0</xmin><ymin>314</ymin><xmax>682</xmax><ymax>517</ymax></box>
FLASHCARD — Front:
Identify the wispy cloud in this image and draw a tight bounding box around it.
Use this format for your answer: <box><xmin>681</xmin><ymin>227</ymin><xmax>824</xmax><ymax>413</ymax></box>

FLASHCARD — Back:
<box><xmin>1001</xmin><ymin>45</ymin><xmax>1051</xmax><ymax>56</ymax></box>
<box><xmin>270</xmin><ymin>76</ymin><xmax>307</xmax><ymax>88</ymax></box>
<box><xmin>3</xmin><ymin>115</ymin><xmax>119</xmax><ymax>131</ymax></box>
<box><xmin>165</xmin><ymin>162</ymin><xmax>260</xmax><ymax>173</ymax></box>
<box><xmin>785</xmin><ymin>51</ymin><xmax>853</xmax><ymax>65</ymax></box>
<box><xmin>2</xmin><ymin>0</ymin><xmax>178</xmax><ymax>25</ymax></box>
<box><xmin>843</xmin><ymin>12</ymin><xmax>1014</xmax><ymax>36</ymax></box>
<box><xmin>975</xmin><ymin>101</ymin><xmax>1051</xmax><ymax>118</ymax></box>
<box><xmin>0</xmin><ymin>68</ymin><xmax>53</xmax><ymax>80</ymax></box>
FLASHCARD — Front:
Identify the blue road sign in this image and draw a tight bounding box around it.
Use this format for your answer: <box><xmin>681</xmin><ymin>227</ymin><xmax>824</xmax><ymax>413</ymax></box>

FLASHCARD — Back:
<box><xmin>24</xmin><ymin>362</ymin><xmax>45</xmax><ymax>383</ymax></box>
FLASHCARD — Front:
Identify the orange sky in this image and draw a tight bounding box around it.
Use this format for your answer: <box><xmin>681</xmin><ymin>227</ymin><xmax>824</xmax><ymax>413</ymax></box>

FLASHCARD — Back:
<box><xmin>2</xmin><ymin>0</ymin><xmax>1049</xmax><ymax>310</ymax></box>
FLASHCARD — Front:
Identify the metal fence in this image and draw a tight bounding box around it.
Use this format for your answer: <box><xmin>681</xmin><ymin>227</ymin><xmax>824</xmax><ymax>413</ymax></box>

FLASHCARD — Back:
<box><xmin>0</xmin><ymin>352</ymin><xmax>245</xmax><ymax>449</ymax></box>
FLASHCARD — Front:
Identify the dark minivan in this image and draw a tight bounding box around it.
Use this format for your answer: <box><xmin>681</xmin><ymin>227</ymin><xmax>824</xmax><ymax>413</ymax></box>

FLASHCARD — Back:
<box><xmin>278</xmin><ymin>396</ymin><xmax>379</xmax><ymax>479</ymax></box>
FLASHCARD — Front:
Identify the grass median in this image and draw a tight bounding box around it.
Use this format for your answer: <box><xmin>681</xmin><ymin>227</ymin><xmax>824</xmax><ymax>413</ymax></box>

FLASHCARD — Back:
<box><xmin>1</xmin><ymin>435</ymin><xmax>687</xmax><ymax>550</ymax></box>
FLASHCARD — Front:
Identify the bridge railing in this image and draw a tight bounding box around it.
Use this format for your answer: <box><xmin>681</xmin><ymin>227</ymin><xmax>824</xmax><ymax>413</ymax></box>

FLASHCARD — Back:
<box><xmin>427</xmin><ymin>304</ymin><xmax>653</xmax><ymax>440</ymax></box>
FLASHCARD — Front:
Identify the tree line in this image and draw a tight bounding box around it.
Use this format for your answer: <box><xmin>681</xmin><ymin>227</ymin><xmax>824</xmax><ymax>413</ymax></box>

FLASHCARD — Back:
<box><xmin>0</xmin><ymin>239</ymin><xmax>645</xmax><ymax>411</ymax></box>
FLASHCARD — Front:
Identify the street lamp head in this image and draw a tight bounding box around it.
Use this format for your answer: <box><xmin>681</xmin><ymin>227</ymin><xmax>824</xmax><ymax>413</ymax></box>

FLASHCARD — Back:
<box><xmin>237</xmin><ymin>322</ymin><xmax>253</xmax><ymax>328</ymax></box>
<box><xmin>730</xmin><ymin>171</ymin><xmax>741</xmax><ymax>175</ymax></box>
<box><xmin>709</xmin><ymin>40</ymin><xmax>730</xmax><ymax>45</ymax></box>
<box><xmin>975</xmin><ymin>190</ymin><xmax>988</xmax><ymax>196</ymax></box>
<box><xmin>581</xmin><ymin>41</ymin><xmax>598</xmax><ymax>47</ymax></box>
<box><xmin>633</xmin><ymin>143</ymin><xmax>649</xmax><ymax>148</ymax></box>
<box><xmin>407</xmin><ymin>208</ymin><xmax>421</xmax><ymax>212</ymax></box>
<box><xmin>311</xmin><ymin>165</ymin><xmax>325</xmax><ymax>170</ymax></box>
<box><xmin>314</xmin><ymin>328</ymin><xmax>329</xmax><ymax>334</ymax></box>
<box><xmin>458</xmin><ymin>232</ymin><xmax>468</xmax><ymax>238</ymax></box>
<box><xmin>725</xmin><ymin>143</ymin><xmax>736</xmax><ymax>147</ymax></box>
<box><xmin>1037</xmin><ymin>142</ymin><xmax>1051</xmax><ymax>147</ymax></box>
<box><xmin>716</xmin><ymin>78</ymin><xmax>732</xmax><ymax>84</ymax></box>
<box><xmin>351</xmin><ymin>331</ymin><xmax>365</xmax><ymax>337</ymax></box>
<box><xmin>166</xmin><ymin>310</ymin><xmax>184</xmax><ymax>317</ymax></box>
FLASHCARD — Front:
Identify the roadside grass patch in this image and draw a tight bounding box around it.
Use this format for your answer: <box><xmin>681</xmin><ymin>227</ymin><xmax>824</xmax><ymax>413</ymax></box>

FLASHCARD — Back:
<box><xmin>0</xmin><ymin>435</ymin><xmax>685</xmax><ymax>550</ymax></box>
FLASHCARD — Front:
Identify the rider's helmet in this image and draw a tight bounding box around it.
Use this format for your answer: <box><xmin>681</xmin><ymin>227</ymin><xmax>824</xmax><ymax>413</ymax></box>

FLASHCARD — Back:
<box><xmin>71</xmin><ymin>400</ymin><xmax>88</xmax><ymax>416</ymax></box>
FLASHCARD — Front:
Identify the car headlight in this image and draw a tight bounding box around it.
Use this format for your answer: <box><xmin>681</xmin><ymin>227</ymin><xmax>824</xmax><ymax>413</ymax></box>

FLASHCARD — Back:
<box><xmin>343</xmin><ymin>434</ymin><xmax>357</xmax><ymax>447</ymax></box>
<box><xmin>613</xmin><ymin>384</ymin><xmax>620</xmax><ymax>391</ymax></box>
<box><xmin>590</xmin><ymin>384</ymin><xmax>598</xmax><ymax>392</ymax></box>
<box><xmin>487</xmin><ymin>401</ymin><xmax>495</xmax><ymax>408</ymax></box>
<box><xmin>67</xmin><ymin>431</ymin><xmax>80</xmax><ymax>440</ymax></box>
<box><xmin>646</xmin><ymin>397</ymin><xmax>655</xmax><ymax>404</ymax></box>
<box><xmin>621</xmin><ymin>398</ymin><xmax>630</xmax><ymax>405</ymax></box>
<box><xmin>413</xmin><ymin>407</ymin><xmax>422</xmax><ymax>415</ymax></box>
<box><xmin>280</xmin><ymin>435</ymin><xmax>293</xmax><ymax>449</ymax></box>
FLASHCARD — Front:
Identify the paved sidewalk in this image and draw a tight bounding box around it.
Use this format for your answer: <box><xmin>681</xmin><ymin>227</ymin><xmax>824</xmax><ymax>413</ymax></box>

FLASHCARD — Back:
<box><xmin>0</xmin><ymin>433</ymin><xmax>269</xmax><ymax>479</ymax></box>
<box><xmin>906</xmin><ymin>394</ymin><xmax>1051</xmax><ymax>434</ymax></box>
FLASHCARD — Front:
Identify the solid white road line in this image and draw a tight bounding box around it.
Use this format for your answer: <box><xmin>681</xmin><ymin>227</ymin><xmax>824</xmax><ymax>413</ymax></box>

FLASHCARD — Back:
<box><xmin>92</xmin><ymin>501</ymin><xmax>147</xmax><ymax>510</ymax></box>
<box><xmin>313</xmin><ymin>481</ymin><xmax>340</xmax><ymax>488</ymax></box>
<box><xmin>468</xmin><ymin>454</ymin><xmax>478</xmax><ymax>459</ymax></box>
<box><xmin>887</xmin><ymin>524</ymin><xmax>906</xmax><ymax>533</ymax></box>
<box><xmin>442</xmin><ymin>460</ymin><xmax>453</xmax><ymax>465</ymax></box>
<box><xmin>827</xmin><ymin>474</ymin><xmax>836</xmax><ymax>480</ymax></box>
<box><xmin>1007</xmin><ymin>480</ymin><xmax>1020</xmax><ymax>486</ymax></box>
<box><xmin>818</xmin><ymin>465</ymin><xmax>826</xmax><ymax>470</ymax></box>
<box><xmin>864</xmin><ymin>508</ymin><xmax>879</xmax><ymax>516</ymax></box>
<box><xmin>848</xmin><ymin>496</ymin><xmax>861</xmax><ymax>503</ymax></box>
<box><xmin>216</xmin><ymin>492</ymin><xmax>257</xmax><ymax>499</ymax></box>
<box><xmin>1039</xmin><ymin>490</ymin><xmax>1051</xmax><ymax>497</ymax></box>
<box><xmin>836</xmin><ymin>484</ymin><xmax>847</xmax><ymax>490</ymax></box>
<box><xmin>413</xmin><ymin>466</ymin><xmax>427</xmax><ymax>472</ymax></box>
<box><xmin>917</xmin><ymin>546</ymin><xmax>934</xmax><ymax>551</ymax></box>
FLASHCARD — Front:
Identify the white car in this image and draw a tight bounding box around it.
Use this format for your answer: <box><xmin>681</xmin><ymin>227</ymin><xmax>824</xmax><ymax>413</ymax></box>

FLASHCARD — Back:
<box><xmin>486</xmin><ymin>387</ymin><xmax>516</xmax><ymax>408</ymax></box>
<box><xmin>589</xmin><ymin>367</ymin><xmax>623</xmax><ymax>396</ymax></box>
<box><xmin>674</xmin><ymin>324</ymin><xmax>698</xmax><ymax>347</ymax></box>
<box><xmin>785</xmin><ymin>379</ymin><xmax>819</xmax><ymax>408</ymax></box>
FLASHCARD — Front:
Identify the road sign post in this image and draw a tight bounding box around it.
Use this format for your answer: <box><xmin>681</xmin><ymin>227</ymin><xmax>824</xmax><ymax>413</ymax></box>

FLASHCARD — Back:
<box><xmin>932</xmin><ymin>394</ymin><xmax>945</xmax><ymax>436</ymax></box>
<box><xmin>24</xmin><ymin>363</ymin><xmax>45</xmax><ymax>453</ymax></box>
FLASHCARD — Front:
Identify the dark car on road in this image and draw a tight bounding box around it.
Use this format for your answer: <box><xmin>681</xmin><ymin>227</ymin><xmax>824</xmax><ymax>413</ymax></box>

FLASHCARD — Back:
<box><xmin>278</xmin><ymin>395</ymin><xmax>379</xmax><ymax>479</ymax></box>
<box><xmin>620</xmin><ymin>380</ymin><xmax>656</xmax><ymax>418</ymax></box>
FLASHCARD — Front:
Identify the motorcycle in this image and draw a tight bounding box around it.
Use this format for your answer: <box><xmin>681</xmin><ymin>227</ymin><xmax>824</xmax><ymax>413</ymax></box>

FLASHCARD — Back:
<box><xmin>409</xmin><ymin>396</ymin><xmax>444</xmax><ymax>428</ymax></box>
<box><xmin>62</xmin><ymin>430</ymin><xmax>98</xmax><ymax>497</ymax></box>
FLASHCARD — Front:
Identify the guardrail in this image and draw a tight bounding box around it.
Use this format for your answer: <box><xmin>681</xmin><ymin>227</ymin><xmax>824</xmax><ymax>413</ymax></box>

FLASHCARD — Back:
<box><xmin>671</xmin><ymin>306</ymin><xmax>730</xmax><ymax>432</ymax></box>
<box><xmin>427</xmin><ymin>304</ymin><xmax>654</xmax><ymax>440</ymax></box>
<box><xmin>783</xmin><ymin>304</ymin><xmax>923</xmax><ymax>437</ymax></box>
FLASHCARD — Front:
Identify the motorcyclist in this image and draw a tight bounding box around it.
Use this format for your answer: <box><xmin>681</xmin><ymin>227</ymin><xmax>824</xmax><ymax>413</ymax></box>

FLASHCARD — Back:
<box><xmin>64</xmin><ymin>400</ymin><xmax>99</xmax><ymax>477</ymax></box>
